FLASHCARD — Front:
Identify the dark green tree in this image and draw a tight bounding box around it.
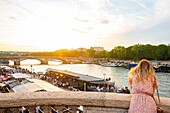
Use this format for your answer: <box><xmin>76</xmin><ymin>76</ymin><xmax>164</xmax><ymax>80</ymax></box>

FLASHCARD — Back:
<box><xmin>155</xmin><ymin>44</ymin><xmax>168</xmax><ymax>60</ymax></box>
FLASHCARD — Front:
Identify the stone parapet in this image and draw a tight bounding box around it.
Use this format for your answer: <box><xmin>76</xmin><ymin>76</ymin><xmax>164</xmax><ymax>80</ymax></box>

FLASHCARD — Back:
<box><xmin>0</xmin><ymin>91</ymin><xmax>170</xmax><ymax>113</ymax></box>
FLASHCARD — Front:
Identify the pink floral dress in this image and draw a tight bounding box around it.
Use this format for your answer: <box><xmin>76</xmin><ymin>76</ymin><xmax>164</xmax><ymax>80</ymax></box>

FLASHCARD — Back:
<box><xmin>128</xmin><ymin>75</ymin><xmax>157</xmax><ymax>113</ymax></box>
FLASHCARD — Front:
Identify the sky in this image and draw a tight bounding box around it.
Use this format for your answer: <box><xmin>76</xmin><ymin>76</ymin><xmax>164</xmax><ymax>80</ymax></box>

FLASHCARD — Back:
<box><xmin>0</xmin><ymin>0</ymin><xmax>170</xmax><ymax>52</ymax></box>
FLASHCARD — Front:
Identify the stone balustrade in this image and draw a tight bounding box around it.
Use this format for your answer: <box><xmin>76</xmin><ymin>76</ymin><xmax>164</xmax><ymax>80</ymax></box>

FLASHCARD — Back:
<box><xmin>0</xmin><ymin>91</ymin><xmax>170</xmax><ymax>113</ymax></box>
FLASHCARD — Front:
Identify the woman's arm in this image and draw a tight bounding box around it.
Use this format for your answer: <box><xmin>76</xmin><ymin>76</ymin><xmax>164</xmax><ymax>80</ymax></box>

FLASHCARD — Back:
<box><xmin>128</xmin><ymin>74</ymin><xmax>133</xmax><ymax>89</ymax></box>
<box><xmin>128</xmin><ymin>68</ymin><xmax>136</xmax><ymax>89</ymax></box>
<box><xmin>153</xmin><ymin>75</ymin><xmax>158</xmax><ymax>91</ymax></box>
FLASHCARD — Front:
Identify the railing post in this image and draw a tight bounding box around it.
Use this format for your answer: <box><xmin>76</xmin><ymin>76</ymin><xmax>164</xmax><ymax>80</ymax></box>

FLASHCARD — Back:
<box><xmin>27</xmin><ymin>106</ymin><xmax>36</xmax><ymax>113</ymax></box>
<box><xmin>41</xmin><ymin>105</ymin><xmax>49</xmax><ymax>113</ymax></box>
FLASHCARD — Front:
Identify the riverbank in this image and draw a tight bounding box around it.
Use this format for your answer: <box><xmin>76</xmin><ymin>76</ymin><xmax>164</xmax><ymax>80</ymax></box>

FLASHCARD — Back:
<box><xmin>97</xmin><ymin>59</ymin><xmax>170</xmax><ymax>72</ymax></box>
<box><xmin>1</xmin><ymin>60</ymin><xmax>170</xmax><ymax>98</ymax></box>
<box><xmin>19</xmin><ymin>63</ymin><xmax>170</xmax><ymax>98</ymax></box>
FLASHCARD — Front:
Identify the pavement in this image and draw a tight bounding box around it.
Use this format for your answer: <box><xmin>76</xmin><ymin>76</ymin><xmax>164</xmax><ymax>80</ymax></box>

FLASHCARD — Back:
<box><xmin>27</xmin><ymin>78</ymin><xmax>65</xmax><ymax>92</ymax></box>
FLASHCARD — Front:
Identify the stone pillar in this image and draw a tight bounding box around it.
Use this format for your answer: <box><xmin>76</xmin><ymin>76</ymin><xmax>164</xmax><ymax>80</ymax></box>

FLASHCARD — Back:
<box><xmin>14</xmin><ymin>60</ymin><xmax>20</xmax><ymax>65</ymax></box>
<box><xmin>40</xmin><ymin>60</ymin><xmax>48</xmax><ymax>65</ymax></box>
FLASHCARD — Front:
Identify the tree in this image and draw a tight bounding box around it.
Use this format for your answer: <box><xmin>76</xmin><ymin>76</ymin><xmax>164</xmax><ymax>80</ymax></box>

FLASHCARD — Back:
<box><xmin>144</xmin><ymin>44</ymin><xmax>157</xmax><ymax>60</ymax></box>
<box><xmin>130</xmin><ymin>44</ymin><xmax>145</xmax><ymax>61</ymax></box>
<box><xmin>87</xmin><ymin>48</ymin><xmax>96</xmax><ymax>57</ymax></box>
<box><xmin>167</xmin><ymin>45</ymin><xmax>170</xmax><ymax>60</ymax></box>
<box><xmin>126</xmin><ymin>46</ymin><xmax>133</xmax><ymax>59</ymax></box>
<box><xmin>94</xmin><ymin>50</ymin><xmax>108</xmax><ymax>58</ymax></box>
<box><xmin>155</xmin><ymin>44</ymin><xmax>168</xmax><ymax>60</ymax></box>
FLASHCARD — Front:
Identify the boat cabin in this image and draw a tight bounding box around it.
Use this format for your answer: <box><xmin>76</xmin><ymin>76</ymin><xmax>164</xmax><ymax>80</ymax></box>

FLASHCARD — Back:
<box><xmin>45</xmin><ymin>68</ymin><xmax>114</xmax><ymax>91</ymax></box>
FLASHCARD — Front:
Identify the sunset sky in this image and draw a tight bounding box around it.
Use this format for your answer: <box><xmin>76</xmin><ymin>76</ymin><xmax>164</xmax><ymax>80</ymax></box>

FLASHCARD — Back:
<box><xmin>0</xmin><ymin>0</ymin><xmax>170</xmax><ymax>52</ymax></box>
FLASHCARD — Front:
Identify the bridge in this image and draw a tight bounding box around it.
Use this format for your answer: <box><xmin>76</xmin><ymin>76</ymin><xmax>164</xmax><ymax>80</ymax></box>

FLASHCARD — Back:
<box><xmin>0</xmin><ymin>56</ymin><xmax>90</xmax><ymax>65</ymax></box>
<box><xmin>0</xmin><ymin>91</ymin><xmax>170</xmax><ymax>113</ymax></box>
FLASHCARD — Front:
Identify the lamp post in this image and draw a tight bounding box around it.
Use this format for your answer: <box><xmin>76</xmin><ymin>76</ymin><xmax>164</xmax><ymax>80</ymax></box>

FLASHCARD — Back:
<box><xmin>30</xmin><ymin>65</ymin><xmax>33</xmax><ymax>73</ymax></box>
<box><xmin>106</xmin><ymin>77</ymin><xmax>111</xmax><ymax>92</ymax></box>
<box><xmin>103</xmin><ymin>73</ymin><xmax>111</xmax><ymax>92</ymax></box>
<box><xmin>103</xmin><ymin>73</ymin><xmax>106</xmax><ymax>81</ymax></box>
<box><xmin>103</xmin><ymin>73</ymin><xmax>106</xmax><ymax>91</ymax></box>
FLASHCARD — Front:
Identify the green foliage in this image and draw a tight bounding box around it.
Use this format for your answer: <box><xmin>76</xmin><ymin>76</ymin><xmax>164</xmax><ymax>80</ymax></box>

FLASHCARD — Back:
<box><xmin>0</xmin><ymin>51</ymin><xmax>18</xmax><ymax>56</ymax></box>
<box><xmin>109</xmin><ymin>46</ymin><xmax>126</xmax><ymax>59</ymax></box>
<box><xmin>86</xmin><ymin>48</ymin><xmax>95</xmax><ymax>57</ymax></box>
<box><xmin>108</xmin><ymin>44</ymin><xmax>169</xmax><ymax>60</ymax></box>
<box><xmin>12</xmin><ymin>44</ymin><xmax>170</xmax><ymax>60</ymax></box>
<box><xmin>155</xmin><ymin>44</ymin><xmax>168</xmax><ymax>60</ymax></box>
<box><xmin>94</xmin><ymin>50</ymin><xmax>108</xmax><ymax>58</ymax></box>
<box><xmin>168</xmin><ymin>46</ymin><xmax>170</xmax><ymax>59</ymax></box>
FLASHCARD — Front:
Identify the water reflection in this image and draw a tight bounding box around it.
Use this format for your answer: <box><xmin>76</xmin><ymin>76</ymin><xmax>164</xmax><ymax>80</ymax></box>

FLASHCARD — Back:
<box><xmin>9</xmin><ymin>60</ymin><xmax>14</xmax><ymax>65</ymax></box>
<box><xmin>9</xmin><ymin>59</ymin><xmax>62</xmax><ymax>66</ymax></box>
<box><xmin>48</xmin><ymin>60</ymin><xmax>62</xmax><ymax>65</ymax></box>
<box><xmin>20</xmin><ymin>59</ymin><xmax>41</xmax><ymax>65</ymax></box>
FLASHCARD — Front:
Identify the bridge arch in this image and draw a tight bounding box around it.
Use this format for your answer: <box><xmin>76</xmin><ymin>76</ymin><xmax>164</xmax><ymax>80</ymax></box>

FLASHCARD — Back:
<box><xmin>9</xmin><ymin>57</ymin><xmax>68</xmax><ymax>65</ymax></box>
<box><xmin>0</xmin><ymin>56</ymin><xmax>89</xmax><ymax>65</ymax></box>
<box><xmin>12</xmin><ymin>57</ymin><xmax>61</xmax><ymax>65</ymax></box>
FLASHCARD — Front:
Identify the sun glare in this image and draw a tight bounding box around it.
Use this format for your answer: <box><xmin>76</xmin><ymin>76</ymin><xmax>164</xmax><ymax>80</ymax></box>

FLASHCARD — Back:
<box><xmin>23</xmin><ymin>3</ymin><xmax>95</xmax><ymax>51</ymax></box>
<box><xmin>1</xmin><ymin>0</ymin><xmax>168</xmax><ymax>51</ymax></box>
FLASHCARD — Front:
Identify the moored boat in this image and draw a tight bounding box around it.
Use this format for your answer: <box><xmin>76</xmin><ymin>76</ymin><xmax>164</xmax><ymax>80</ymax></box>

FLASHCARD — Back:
<box><xmin>127</xmin><ymin>62</ymin><xmax>138</xmax><ymax>68</ymax></box>
<box><xmin>154</xmin><ymin>64</ymin><xmax>170</xmax><ymax>73</ymax></box>
<box><xmin>45</xmin><ymin>68</ymin><xmax>130</xmax><ymax>93</ymax></box>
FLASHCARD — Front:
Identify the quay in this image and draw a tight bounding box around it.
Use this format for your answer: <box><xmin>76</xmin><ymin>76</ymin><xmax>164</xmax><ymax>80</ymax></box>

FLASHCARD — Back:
<box><xmin>0</xmin><ymin>91</ymin><xmax>170</xmax><ymax>113</ymax></box>
<box><xmin>0</xmin><ymin>66</ymin><xmax>65</xmax><ymax>93</ymax></box>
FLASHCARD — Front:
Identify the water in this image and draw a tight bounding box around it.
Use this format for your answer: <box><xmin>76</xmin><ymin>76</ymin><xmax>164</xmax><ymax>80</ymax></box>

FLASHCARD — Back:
<box><xmin>15</xmin><ymin>59</ymin><xmax>170</xmax><ymax>98</ymax></box>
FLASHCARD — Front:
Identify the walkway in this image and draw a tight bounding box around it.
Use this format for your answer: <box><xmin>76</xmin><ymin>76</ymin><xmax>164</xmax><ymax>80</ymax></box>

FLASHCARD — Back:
<box><xmin>28</xmin><ymin>78</ymin><xmax>65</xmax><ymax>92</ymax></box>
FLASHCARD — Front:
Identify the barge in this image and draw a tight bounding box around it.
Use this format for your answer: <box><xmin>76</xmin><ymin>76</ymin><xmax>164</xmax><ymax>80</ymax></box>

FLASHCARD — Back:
<box><xmin>45</xmin><ymin>68</ymin><xmax>130</xmax><ymax>93</ymax></box>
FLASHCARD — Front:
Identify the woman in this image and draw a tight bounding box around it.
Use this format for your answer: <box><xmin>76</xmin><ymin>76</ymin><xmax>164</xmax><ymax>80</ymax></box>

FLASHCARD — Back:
<box><xmin>128</xmin><ymin>59</ymin><xmax>158</xmax><ymax>113</ymax></box>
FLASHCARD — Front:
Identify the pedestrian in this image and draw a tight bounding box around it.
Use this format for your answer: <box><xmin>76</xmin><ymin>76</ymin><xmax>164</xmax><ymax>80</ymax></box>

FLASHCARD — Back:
<box><xmin>128</xmin><ymin>59</ymin><xmax>158</xmax><ymax>113</ymax></box>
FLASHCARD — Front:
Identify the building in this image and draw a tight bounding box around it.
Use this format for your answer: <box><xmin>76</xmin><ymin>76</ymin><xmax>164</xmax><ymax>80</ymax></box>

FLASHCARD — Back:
<box><xmin>77</xmin><ymin>48</ymin><xmax>87</xmax><ymax>52</ymax></box>
<box><xmin>91</xmin><ymin>47</ymin><xmax>104</xmax><ymax>52</ymax></box>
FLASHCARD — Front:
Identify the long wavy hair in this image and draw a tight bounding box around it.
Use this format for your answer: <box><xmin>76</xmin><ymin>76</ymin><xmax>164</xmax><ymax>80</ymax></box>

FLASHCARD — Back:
<box><xmin>129</xmin><ymin>59</ymin><xmax>157</xmax><ymax>86</ymax></box>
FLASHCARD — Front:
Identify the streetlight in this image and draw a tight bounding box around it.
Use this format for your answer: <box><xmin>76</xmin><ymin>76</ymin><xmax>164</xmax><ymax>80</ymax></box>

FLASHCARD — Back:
<box><xmin>103</xmin><ymin>73</ymin><xmax>106</xmax><ymax>82</ymax></box>
<box><xmin>106</xmin><ymin>77</ymin><xmax>111</xmax><ymax>92</ymax></box>
<box><xmin>30</xmin><ymin>65</ymin><xmax>33</xmax><ymax>73</ymax></box>
<box><xmin>103</xmin><ymin>73</ymin><xmax>111</xmax><ymax>92</ymax></box>
<box><xmin>103</xmin><ymin>73</ymin><xmax>106</xmax><ymax>89</ymax></box>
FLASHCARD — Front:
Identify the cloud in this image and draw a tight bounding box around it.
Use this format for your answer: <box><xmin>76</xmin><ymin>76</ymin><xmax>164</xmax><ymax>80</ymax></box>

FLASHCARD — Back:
<box><xmin>87</xmin><ymin>0</ymin><xmax>170</xmax><ymax>49</ymax></box>
<box><xmin>99</xmin><ymin>19</ymin><xmax>109</xmax><ymax>24</ymax></box>
<box><xmin>154</xmin><ymin>0</ymin><xmax>170</xmax><ymax>18</ymax></box>
<box><xmin>71</xmin><ymin>28</ymin><xmax>90</xmax><ymax>34</ymax></box>
<box><xmin>0</xmin><ymin>0</ymin><xmax>170</xmax><ymax>51</ymax></box>
<box><xmin>9</xmin><ymin>16</ymin><xmax>16</xmax><ymax>20</ymax></box>
<box><xmin>74</xmin><ymin>17</ymin><xmax>89</xmax><ymax>22</ymax></box>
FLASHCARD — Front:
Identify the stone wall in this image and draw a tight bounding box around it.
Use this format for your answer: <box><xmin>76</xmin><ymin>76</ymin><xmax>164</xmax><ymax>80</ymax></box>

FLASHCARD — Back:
<box><xmin>0</xmin><ymin>91</ymin><xmax>170</xmax><ymax>113</ymax></box>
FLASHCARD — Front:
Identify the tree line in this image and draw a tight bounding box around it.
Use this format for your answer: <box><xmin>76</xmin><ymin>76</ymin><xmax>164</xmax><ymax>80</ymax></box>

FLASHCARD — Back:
<box><xmin>109</xmin><ymin>44</ymin><xmax>170</xmax><ymax>61</ymax></box>
<box><xmin>26</xmin><ymin>44</ymin><xmax>170</xmax><ymax>61</ymax></box>
<box><xmin>0</xmin><ymin>44</ymin><xmax>165</xmax><ymax>61</ymax></box>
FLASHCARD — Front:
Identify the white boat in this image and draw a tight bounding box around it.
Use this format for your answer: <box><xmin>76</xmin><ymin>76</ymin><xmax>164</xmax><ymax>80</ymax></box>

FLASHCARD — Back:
<box><xmin>48</xmin><ymin>59</ymin><xmax>62</xmax><ymax>65</ymax></box>
<box><xmin>101</xmin><ymin>62</ymin><xmax>118</xmax><ymax>67</ymax></box>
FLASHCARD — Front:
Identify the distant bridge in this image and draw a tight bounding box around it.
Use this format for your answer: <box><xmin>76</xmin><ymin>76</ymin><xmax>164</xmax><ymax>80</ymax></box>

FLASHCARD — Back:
<box><xmin>0</xmin><ymin>56</ymin><xmax>90</xmax><ymax>65</ymax></box>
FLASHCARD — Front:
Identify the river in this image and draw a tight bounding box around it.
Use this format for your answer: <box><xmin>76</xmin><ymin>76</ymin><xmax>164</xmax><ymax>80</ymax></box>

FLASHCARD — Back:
<box><xmin>13</xmin><ymin>59</ymin><xmax>170</xmax><ymax>98</ymax></box>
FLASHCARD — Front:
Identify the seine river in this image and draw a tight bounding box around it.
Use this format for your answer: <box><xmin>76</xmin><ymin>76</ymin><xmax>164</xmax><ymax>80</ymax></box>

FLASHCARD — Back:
<box><xmin>16</xmin><ymin>59</ymin><xmax>170</xmax><ymax>98</ymax></box>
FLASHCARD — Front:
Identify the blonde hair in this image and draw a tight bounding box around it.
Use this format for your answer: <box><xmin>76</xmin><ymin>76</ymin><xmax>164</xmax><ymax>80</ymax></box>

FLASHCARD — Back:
<box><xmin>129</xmin><ymin>59</ymin><xmax>157</xmax><ymax>87</ymax></box>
